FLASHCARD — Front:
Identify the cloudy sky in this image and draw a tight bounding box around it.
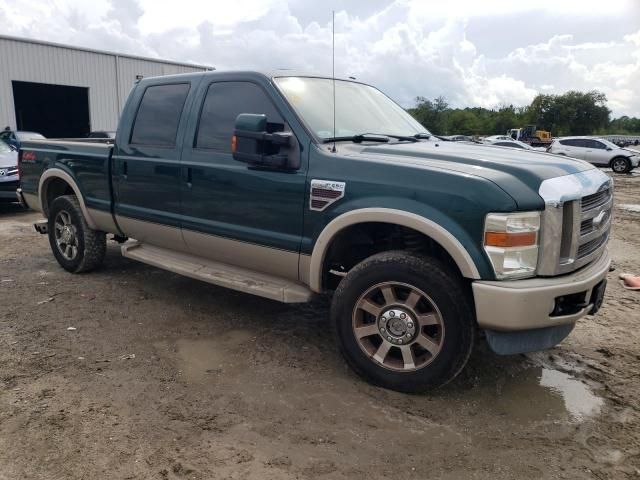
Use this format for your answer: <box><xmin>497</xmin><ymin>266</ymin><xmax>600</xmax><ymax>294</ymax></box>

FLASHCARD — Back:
<box><xmin>1</xmin><ymin>0</ymin><xmax>639</xmax><ymax>116</ymax></box>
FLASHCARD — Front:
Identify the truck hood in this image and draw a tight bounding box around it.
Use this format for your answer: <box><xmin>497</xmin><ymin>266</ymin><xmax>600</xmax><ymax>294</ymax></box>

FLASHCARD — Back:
<box><xmin>0</xmin><ymin>149</ymin><xmax>17</xmax><ymax>168</ymax></box>
<box><xmin>352</xmin><ymin>140</ymin><xmax>595</xmax><ymax>209</ymax></box>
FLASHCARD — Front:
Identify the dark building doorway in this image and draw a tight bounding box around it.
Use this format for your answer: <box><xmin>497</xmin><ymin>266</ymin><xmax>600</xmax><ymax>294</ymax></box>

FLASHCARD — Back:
<box><xmin>12</xmin><ymin>81</ymin><xmax>90</xmax><ymax>138</ymax></box>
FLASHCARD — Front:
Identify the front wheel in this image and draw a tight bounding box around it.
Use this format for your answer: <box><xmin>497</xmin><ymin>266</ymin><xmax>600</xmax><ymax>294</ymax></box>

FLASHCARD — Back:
<box><xmin>48</xmin><ymin>195</ymin><xmax>106</xmax><ymax>273</ymax></box>
<box><xmin>610</xmin><ymin>157</ymin><xmax>631</xmax><ymax>174</ymax></box>
<box><xmin>331</xmin><ymin>251</ymin><xmax>475</xmax><ymax>392</ymax></box>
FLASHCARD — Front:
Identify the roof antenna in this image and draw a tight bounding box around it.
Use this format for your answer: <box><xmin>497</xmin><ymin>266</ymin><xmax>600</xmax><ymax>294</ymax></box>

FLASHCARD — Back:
<box><xmin>331</xmin><ymin>10</ymin><xmax>337</xmax><ymax>154</ymax></box>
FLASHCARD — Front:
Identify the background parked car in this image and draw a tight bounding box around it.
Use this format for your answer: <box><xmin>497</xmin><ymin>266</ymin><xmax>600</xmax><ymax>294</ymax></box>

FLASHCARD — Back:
<box><xmin>548</xmin><ymin>136</ymin><xmax>640</xmax><ymax>173</ymax></box>
<box><xmin>439</xmin><ymin>135</ymin><xmax>473</xmax><ymax>141</ymax></box>
<box><xmin>0</xmin><ymin>140</ymin><xmax>19</xmax><ymax>203</ymax></box>
<box><xmin>87</xmin><ymin>131</ymin><xmax>116</xmax><ymax>139</ymax></box>
<box><xmin>483</xmin><ymin>136</ymin><xmax>546</xmax><ymax>151</ymax></box>
<box><xmin>0</xmin><ymin>129</ymin><xmax>46</xmax><ymax>149</ymax></box>
<box><xmin>484</xmin><ymin>135</ymin><xmax>513</xmax><ymax>142</ymax></box>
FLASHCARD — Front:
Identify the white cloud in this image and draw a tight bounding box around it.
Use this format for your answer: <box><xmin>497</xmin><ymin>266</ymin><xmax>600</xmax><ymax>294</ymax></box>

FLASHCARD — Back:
<box><xmin>0</xmin><ymin>0</ymin><xmax>639</xmax><ymax>116</ymax></box>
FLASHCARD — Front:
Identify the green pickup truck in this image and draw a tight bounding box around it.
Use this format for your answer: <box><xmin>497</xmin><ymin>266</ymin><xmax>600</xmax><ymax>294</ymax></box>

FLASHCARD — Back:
<box><xmin>17</xmin><ymin>71</ymin><xmax>612</xmax><ymax>392</ymax></box>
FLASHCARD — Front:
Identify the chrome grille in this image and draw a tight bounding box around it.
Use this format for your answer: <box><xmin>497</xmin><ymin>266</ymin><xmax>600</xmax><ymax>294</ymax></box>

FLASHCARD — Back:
<box><xmin>576</xmin><ymin>187</ymin><xmax>612</xmax><ymax>261</ymax></box>
<box><xmin>580</xmin><ymin>219</ymin><xmax>592</xmax><ymax>236</ymax></box>
<box><xmin>577</xmin><ymin>232</ymin><xmax>609</xmax><ymax>258</ymax></box>
<box><xmin>537</xmin><ymin>170</ymin><xmax>612</xmax><ymax>276</ymax></box>
<box><xmin>581</xmin><ymin>188</ymin><xmax>612</xmax><ymax>211</ymax></box>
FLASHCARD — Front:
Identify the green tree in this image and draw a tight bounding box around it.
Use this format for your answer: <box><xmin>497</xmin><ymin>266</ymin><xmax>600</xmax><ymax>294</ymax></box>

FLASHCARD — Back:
<box><xmin>524</xmin><ymin>91</ymin><xmax>610</xmax><ymax>135</ymax></box>
<box><xmin>447</xmin><ymin>109</ymin><xmax>480</xmax><ymax>135</ymax></box>
<box><xmin>408</xmin><ymin>89</ymin><xmax>635</xmax><ymax>137</ymax></box>
<box><xmin>408</xmin><ymin>96</ymin><xmax>449</xmax><ymax>134</ymax></box>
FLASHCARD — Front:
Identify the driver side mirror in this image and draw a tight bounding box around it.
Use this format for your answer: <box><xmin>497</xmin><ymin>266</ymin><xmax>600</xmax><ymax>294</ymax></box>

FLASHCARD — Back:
<box><xmin>606</xmin><ymin>147</ymin><xmax>612</xmax><ymax>151</ymax></box>
<box><xmin>232</xmin><ymin>113</ymin><xmax>298</xmax><ymax>170</ymax></box>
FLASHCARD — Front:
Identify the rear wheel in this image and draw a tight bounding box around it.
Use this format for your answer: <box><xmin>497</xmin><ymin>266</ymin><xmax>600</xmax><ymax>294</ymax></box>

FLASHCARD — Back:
<box><xmin>331</xmin><ymin>251</ymin><xmax>475</xmax><ymax>392</ymax></box>
<box><xmin>610</xmin><ymin>157</ymin><xmax>631</xmax><ymax>174</ymax></box>
<box><xmin>48</xmin><ymin>195</ymin><xmax>106</xmax><ymax>273</ymax></box>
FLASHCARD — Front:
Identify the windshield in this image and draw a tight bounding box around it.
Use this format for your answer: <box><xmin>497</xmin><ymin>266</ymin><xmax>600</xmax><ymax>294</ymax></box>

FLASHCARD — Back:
<box><xmin>513</xmin><ymin>140</ymin><xmax>532</xmax><ymax>149</ymax></box>
<box><xmin>16</xmin><ymin>132</ymin><xmax>45</xmax><ymax>140</ymax></box>
<box><xmin>274</xmin><ymin>77</ymin><xmax>430</xmax><ymax>140</ymax></box>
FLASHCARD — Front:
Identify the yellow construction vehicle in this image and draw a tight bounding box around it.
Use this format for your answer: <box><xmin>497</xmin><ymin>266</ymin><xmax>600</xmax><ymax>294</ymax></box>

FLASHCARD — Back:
<box><xmin>507</xmin><ymin>125</ymin><xmax>552</xmax><ymax>147</ymax></box>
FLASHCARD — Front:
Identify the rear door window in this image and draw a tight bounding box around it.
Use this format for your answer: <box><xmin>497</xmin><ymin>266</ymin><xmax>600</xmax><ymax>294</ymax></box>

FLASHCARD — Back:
<box><xmin>195</xmin><ymin>82</ymin><xmax>284</xmax><ymax>152</ymax></box>
<box><xmin>130</xmin><ymin>83</ymin><xmax>190</xmax><ymax>146</ymax></box>
<box><xmin>560</xmin><ymin>139</ymin><xmax>586</xmax><ymax>148</ymax></box>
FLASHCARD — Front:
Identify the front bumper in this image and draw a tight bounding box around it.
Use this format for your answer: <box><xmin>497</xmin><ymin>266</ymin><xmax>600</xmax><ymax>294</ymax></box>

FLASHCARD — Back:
<box><xmin>0</xmin><ymin>179</ymin><xmax>19</xmax><ymax>200</ymax></box>
<box><xmin>473</xmin><ymin>250</ymin><xmax>611</xmax><ymax>331</ymax></box>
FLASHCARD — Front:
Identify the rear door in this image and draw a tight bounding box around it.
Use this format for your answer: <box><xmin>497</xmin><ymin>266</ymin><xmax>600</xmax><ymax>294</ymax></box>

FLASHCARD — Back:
<box><xmin>558</xmin><ymin>139</ymin><xmax>587</xmax><ymax>159</ymax></box>
<box><xmin>179</xmin><ymin>79</ymin><xmax>307</xmax><ymax>280</ymax></box>
<box><xmin>113</xmin><ymin>79</ymin><xmax>198</xmax><ymax>249</ymax></box>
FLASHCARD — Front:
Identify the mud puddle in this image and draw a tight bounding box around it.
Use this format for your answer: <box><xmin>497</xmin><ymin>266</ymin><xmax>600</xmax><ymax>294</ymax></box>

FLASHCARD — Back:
<box><xmin>462</xmin><ymin>365</ymin><xmax>603</xmax><ymax>424</ymax></box>
<box><xmin>157</xmin><ymin>329</ymin><xmax>254</xmax><ymax>383</ymax></box>
<box><xmin>619</xmin><ymin>203</ymin><xmax>640</xmax><ymax>213</ymax></box>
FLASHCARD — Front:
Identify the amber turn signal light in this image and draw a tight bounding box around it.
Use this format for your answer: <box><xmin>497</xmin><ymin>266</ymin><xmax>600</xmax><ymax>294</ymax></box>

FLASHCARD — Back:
<box><xmin>231</xmin><ymin>135</ymin><xmax>237</xmax><ymax>153</ymax></box>
<box><xmin>484</xmin><ymin>231</ymin><xmax>537</xmax><ymax>248</ymax></box>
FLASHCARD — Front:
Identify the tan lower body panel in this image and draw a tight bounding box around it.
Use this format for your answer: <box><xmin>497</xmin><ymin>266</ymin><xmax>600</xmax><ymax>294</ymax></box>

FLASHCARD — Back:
<box><xmin>88</xmin><ymin>208</ymin><xmax>119</xmax><ymax>233</ymax></box>
<box><xmin>121</xmin><ymin>241</ymin><xmax>312</xmax><ymax>303</ymax></box>
<box><xmin>183</xmin><ymin>229</ymin><xmax>299</xmax><ymax>281</ymax></box>
<box><xmin>299</xmin><ymin>254</ymin><xmax>312</xmax><ymax>288</ymax></box>
<box><xmin>116</xmin><ymin>216</ymin><xmax>300</xmax><ymax>281</ymax></box>
<box><xmin>116</xmin><ymin>215</ymin><xmax>189</xmax><ymax>253</ymax></box>
<box><xmin>24</xmin><ymin>193</ymin><xmax>118</xmax><ymax>235</ymax></box>
<box><xmin>22</xmin><ymin>192</ymin><xmax>40</xmax><ymax>212</ymax></box>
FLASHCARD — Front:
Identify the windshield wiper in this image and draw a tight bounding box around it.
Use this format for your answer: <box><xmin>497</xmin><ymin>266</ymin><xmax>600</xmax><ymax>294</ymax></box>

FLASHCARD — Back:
<box><xmin>413</xmin><ymin>133</ymin><xmax>432</xmax><ymax>139</ymax></box>
<box><xmin>358</xmin><ymin>132</ymin><xmax>419</xmax><ymax>142</ymax></box>
<box><xmin>322</xmin><ymin>134</ymin><xmax>390</xmax><ymax>144</ymax></box>
<box><xmin>322</xmin><ymin>132</ymin><xmax>424</xmax><ymax>144</ymax></box>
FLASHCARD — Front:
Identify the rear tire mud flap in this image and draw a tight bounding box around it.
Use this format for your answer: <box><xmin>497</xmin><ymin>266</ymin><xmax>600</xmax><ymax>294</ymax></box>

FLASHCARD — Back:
<box><xmin>485</xmin><ymin>323</ymin><xmax>575</xmax><ymax>356</ymax></box>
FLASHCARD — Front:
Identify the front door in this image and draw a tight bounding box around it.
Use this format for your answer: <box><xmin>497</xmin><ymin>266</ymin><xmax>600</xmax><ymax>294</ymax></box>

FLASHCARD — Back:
<box><xmin>583</xmin><ymin>139</ymin><xmax>610</xmax><ymax>166</ymax></box>
<box><xmin>180</xmin><ymin>80</ymin><xmax>307</xmax><ymax>280</ymax></box>
<box><xmin>113</xmin><ymin>81</ymin><xmax>194</xmax><ymax>249</ymax></box>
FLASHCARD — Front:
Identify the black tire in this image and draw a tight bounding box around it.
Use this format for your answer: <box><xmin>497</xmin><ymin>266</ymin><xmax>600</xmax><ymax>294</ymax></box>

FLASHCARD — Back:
<box><xmin>331</xmin><ymin>251</ymin><xmax>475</xmax><ymax>393</ymax></box>
<box><xmin>47</xmin><ymin>195</ymin><xmax>106</xmax><ymax>273</ymax></box>
<box><xmin>610</xmin><ymin>157</ymin><xmax>631</xmax><ymax>174</ymax></box>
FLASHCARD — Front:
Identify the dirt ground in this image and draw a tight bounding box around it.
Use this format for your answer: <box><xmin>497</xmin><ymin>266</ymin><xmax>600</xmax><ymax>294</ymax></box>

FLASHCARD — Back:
<box><xmin>1</xmin><ymin>172</ymin><xmax>639</xmax><ymax>480</ymax></box>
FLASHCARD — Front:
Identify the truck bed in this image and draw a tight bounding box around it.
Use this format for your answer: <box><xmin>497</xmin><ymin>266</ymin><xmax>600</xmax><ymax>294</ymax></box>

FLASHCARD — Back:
<box><xmin>19</xmin><ymin>139</ymin><xmax>114</xmax><ymax>217</ymax></box>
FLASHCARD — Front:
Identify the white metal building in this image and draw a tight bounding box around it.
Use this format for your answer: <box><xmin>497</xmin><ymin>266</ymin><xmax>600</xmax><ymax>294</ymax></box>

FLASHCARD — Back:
<box><xmin>0</xmin><ymin>35</ymin><xmax>212</xmax><ymax>137</ymax></box>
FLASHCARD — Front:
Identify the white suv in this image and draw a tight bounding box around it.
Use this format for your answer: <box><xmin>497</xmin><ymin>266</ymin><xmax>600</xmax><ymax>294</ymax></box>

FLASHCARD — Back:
<box><xmin>548</xmin><ymin>136</ymin><xmax>640</xmax><ymax>173</ymax></box>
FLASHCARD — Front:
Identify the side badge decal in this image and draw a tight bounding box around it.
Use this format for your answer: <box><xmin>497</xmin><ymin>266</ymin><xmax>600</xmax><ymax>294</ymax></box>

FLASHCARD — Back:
<box><xmin>309</xmin><ymin>179</ymin><xmax>346</xmax><ymax>212</ymax></box>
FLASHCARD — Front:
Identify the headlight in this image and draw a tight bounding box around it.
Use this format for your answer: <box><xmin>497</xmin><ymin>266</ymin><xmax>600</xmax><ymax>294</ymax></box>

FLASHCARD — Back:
<box><xmin>484</xmin><ymin>211</ymin><xmax>541</xmax><ymax>279</ymax></box>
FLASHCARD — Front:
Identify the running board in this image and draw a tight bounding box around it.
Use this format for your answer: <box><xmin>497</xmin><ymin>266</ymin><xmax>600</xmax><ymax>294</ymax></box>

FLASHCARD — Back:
<box><xmin>121</xmin><ymin>242</ymin><xmax>313</xmax><ymax>303</ymax></box>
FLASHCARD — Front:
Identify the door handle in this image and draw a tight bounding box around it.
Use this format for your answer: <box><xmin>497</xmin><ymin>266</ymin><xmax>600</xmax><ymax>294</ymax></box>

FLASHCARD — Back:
<box><xmin>122</xmin><ymin>161</ymin><xmax>128</xmax><ymax>180</ymax></box>
<box><xmin>186</xmin><ymin>167</ymin><xmax>192</xmax><ymax>188</ymax></box>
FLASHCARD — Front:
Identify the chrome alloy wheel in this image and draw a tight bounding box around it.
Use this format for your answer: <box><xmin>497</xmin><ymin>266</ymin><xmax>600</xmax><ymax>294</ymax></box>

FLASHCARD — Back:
<box><xmin>54</xmin><ymin>210</ymin><xmax>79</xmax><ymax>261</ymax></box>
<box><xmin>352</xmin><ymin>282</ymin><xmax>445</xmax><ymax>371</ymax></box>
<box><xmin>611</xmin><ymin>158</ymin><xmax>628</xmax><ymax>173</ymax></box>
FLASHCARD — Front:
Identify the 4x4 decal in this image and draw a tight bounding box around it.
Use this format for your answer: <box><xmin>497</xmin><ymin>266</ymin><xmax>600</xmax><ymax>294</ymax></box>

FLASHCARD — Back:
<box><xmin>309</xmin><ymin>179</ymin><xmax>346</xmax><ymax>211</ymax></box>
